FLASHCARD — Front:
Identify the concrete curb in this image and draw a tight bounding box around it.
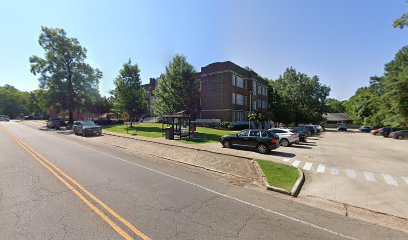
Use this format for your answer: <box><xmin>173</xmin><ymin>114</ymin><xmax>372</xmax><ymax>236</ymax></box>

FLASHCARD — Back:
<box><xmin>253</xmin><ymin>161</ymin><xmax>305</xmax><ymax>197</ymax></box>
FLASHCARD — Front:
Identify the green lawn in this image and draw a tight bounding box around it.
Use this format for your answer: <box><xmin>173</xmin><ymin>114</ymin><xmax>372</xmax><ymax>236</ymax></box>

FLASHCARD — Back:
<box><xmin>103</xmin><ymin>123</ymin><xmax>235</xmax><ymax>143</ymax></box>
<box><xmin>256</xmin><ymin>160</ymin><xmax>300</xmax><ymax>192</ymax></box>
<box><xmin>103</xmin><ymin>123</ymin><xmax>163</xmax><ymax>138</ymax></box>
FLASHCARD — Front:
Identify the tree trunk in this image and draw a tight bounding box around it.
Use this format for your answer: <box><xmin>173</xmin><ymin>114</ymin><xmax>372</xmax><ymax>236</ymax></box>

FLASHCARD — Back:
<box><xmin>69</xmin><ymin>110</ymin><xmax>74</xmax><ymax>124</ymax></box>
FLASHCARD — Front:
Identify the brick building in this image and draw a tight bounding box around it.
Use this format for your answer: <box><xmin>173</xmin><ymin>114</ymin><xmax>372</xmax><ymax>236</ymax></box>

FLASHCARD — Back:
<box><xmin>142</xmin><ymin>78</ymin><xmax>158</xmax><ymax>117</ymax></box>
<box><xmin>197</xmin><ymin>61</ymin><xmax>268</xmax><ymax>122</ymax></box>
<box><xmin>143</xmin><ymin>61</ymin><xmax>269</xmax><ymax>123</ymax></box>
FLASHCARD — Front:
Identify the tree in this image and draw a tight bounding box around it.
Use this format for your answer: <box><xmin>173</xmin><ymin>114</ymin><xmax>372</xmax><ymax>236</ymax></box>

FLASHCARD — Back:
<box><xmin>29</xmin><ymin>26</ymin><xmax>102</xmax><ymax>123</ymax></box>
<box><xmin>0</xmin><ymin>85</ymin><xmax>30</xmax><ymax>118</ymax></box>
<box><xmin>110</xmin><ymin>59</ymin><xmax>147</xmax><ymax>127</ymax></box>
<box><xmin>269</xmin><ymin>67</ymin><xmax>330</xmax><ymax>125</ymax></box>
<box><xmin>247</xmin><ymin>110</ymin><xmax>273</xmax><ymax>129</ymax></box>
<box><xmin>325</xmin><ymin>98</ymin><xmax>347</xmax><ymax>113</ymax></box>
<box><xmin>28</xmin><ymin>89</ymin><xmax>49</xmax><ymax>119</ymax></box>
<box><xmin>153</xmin><ymin>54</ymin><xmax>200</xmax><ymax>117</ymax></box>
<box><xmin>393</xmin><ymin>1</ymin><xmax>408</xmax><ymax>29</ymax></box>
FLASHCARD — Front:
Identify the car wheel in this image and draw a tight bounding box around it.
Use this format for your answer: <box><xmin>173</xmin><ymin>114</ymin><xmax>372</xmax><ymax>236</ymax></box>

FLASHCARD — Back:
<box><xmin>280</xmin><ymin>139</ymin><xmax>289</xmax><ymax>147</ymax></box>
<box><xmin>397</xmin><ymin>135</ymin><xmax>404</xmax><ymax>140</ymax></box>
<box><xmin>223</xmin><ymin>140</ymin><xmax>232</xmax><ymax>148</ymax></box>
<box><xmin>83</xmin><ymin>132</ymin><xmax>87</xmax><ymax>137</ymax></box>
<box><xmin>257</xmin><ymin>143</ymin><xmax>268</xmax><ymax>154</ymax></box>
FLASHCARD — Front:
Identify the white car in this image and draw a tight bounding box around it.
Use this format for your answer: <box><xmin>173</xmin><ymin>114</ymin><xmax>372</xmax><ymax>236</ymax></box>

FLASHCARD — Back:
<box><xmin>268</xmin><ymin>128</ymin><xmax>300</xmax><ymax>147</ymax></box>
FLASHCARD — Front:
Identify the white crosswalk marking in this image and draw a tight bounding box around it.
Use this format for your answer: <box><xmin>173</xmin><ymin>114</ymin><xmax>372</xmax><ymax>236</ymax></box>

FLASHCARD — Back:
<box><xmin>303</xmin><ymin>162</ymin><xmax>313</xmax><ymax>171</ymax></box>
<box><xmin>331</xmin><ymin>167</ymin><xmax>339</xmax><ymax>175</ymax></box>
<box><xmin>291</xmin><ymin>160</ymin><xmax>301</xmax><ymax>167</ymax></box>
<box><xmin>346</xmin><ymin>169</ymin><xmax>357</xmax><ymax>179</ymax></box>
<box><xmin>363</xmin><ymin>171</ymin><xmax>376</xmax><ymax>182</ymax></box>
<box><xmin>282</xmin><ymin>158</ymin><xmax>290</xmax><ymax>163</ymax></box>
<box><xmin>316</xmin><ymin>164</ymin><xmax>325</xmax><ymax>173</ymax></box>
<box><xmin>401</xmin><ymin>176</ymin><xmax>408</xmax><ymax>185</ymax></box>
<box><xmin>382</xmin><ymin>174</ymin><xmax>399</xmax><ymax>186</ymax></box>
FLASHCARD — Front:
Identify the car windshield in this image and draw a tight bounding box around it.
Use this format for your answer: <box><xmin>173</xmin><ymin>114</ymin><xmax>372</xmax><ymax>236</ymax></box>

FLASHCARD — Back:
<box><xmin>82</xmin><ymin>121</ymin><xmax>97</xmax><ymax>126</ymax></box>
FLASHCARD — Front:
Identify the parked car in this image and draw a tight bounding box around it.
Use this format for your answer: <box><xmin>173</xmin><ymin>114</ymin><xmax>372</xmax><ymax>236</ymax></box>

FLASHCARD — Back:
<box><xmin>359</xmin><ymin>126</ymin><xmax>373</xmax><ymax>132</ymax></box>
<box><xmin>73</xmin><ymin>121</ymin><xmax>102</xmax><ymax>137</ymax></box>
<box><xmin>220</xmin><ymin>129</ymin><xmax>280</xmax><ymax>154</ymax></box>
<box><xmin>389</xmin><ymin>130</ymin><xmax>408</xmax><ymax>139</ymax></box>
<box><xmin>337</xmin><ymin>124</ymin><xmax>347</xmax><ymax>131</ymax></box>
<box><xmin>380</xmin><ymin>127</ymin><xmax>404</xmax><ymax>138</ymax></box>
<box><xmin>298</xmin><ymin>125</ymin><xmax>317</xmax><ymax>136</ymax></box>
<box><xmin>314</xmin><ymin>125</ymin><xmax>324</xmax><ymax>133</ymax></box>
<box><xmin>269</xmin><ymin>128</ymin><xmax>300</xmax><ymax>147</ymax></box>
<box><xmin>0</xmin><ymin>115</ymin><xmax>10</xmax><ymax>121</ymax></box>
<box><xmin>292</xmin><ymin>126</ymin><xmax>311</xmax><ymax>137</ymax></box>
<box><xmin>47</xmin><ymin>118</ymin><xmax>64</xmax><ymax>129</ymax></box>
<box><xmin>290</xmin><ymin>128</ymin><xmax>308</xmax><ymax>142</ymax></box>
<box><xmin>23</xmin><ymin>115</ymin><xmax>35</xmax><ymax>120</ymax></box>
<box><xmin>370</xmin><ymin>128</ymin><xmax>381</xmax><ymax>135</ymax></box>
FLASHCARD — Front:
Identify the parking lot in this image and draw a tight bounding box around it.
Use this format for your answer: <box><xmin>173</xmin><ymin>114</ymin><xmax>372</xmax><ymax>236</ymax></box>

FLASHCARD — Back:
<box><xmin>274</xmin><ymin>129</ymin><xmax>408</xmax><ymax>219</ymax></box>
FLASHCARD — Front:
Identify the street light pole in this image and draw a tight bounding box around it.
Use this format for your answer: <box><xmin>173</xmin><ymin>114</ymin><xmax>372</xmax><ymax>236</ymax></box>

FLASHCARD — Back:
<box><xmin>249</xmin><ymin>91</ymin><xmax>252</xmax><ymax>130</ymax></box>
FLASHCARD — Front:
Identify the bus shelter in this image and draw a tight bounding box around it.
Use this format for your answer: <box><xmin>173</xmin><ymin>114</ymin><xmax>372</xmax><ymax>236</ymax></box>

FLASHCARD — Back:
<box><xmin>161</xmin><ymin>111</ymin><xmax>192</xmax><ymax>140</ymax></box>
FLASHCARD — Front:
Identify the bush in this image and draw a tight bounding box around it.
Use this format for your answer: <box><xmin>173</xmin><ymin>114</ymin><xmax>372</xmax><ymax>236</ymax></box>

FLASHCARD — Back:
<box><xmin>227</xmin><ymin>124</ymin><xmax>248</xmax><ymax>131</ymax></box>
<box><xmin>94</xmin><ymin>119</ymin><xmax>124</xmax><ymax>125</ymax></box>
<box><xmin>192</xmin><ymin>121</ymin><xmax>223</xmax><ymax>129</ymax></box>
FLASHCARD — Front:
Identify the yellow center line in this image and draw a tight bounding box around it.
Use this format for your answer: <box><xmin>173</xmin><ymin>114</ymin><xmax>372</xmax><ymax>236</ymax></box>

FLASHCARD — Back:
<box><xmin>1</xmin><ymin>125</ymin><xmax>151</xmax><ymax>240</ymax></box>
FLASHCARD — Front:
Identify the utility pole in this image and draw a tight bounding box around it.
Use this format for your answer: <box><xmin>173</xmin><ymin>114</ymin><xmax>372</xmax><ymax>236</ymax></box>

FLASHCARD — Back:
<box><xmin>249</xmin><ymin>91</ymin><xmax>252</xmax><ymax>130</ymax></box>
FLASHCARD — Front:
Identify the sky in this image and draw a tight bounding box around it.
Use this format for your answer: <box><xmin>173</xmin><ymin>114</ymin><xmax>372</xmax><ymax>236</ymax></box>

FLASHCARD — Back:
<box><xmin>0</xmin><ymin>0</ymin><xmax>407</xmax><ymax>100</ymax></box>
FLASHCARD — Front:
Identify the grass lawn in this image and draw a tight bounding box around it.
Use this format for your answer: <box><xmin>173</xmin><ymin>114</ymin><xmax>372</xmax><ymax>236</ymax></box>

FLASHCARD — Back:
<box><xmin>103</xmin><ymin>123</ymin><xmax>235</xmax><ymax>143</ymax></box>
<box><xmin>256</xmin><ymin>159</ymin><xmax>300</xmax><ymax>192</ymax></box>
<box><xmin>103</xmin><ymin>123</ymin><xmax>162</xmax><ymax>138</ymax></box>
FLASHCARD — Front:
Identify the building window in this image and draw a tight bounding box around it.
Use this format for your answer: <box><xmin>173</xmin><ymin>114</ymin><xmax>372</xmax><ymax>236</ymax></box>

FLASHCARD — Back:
<box><xmin>232</xmin><ymin>93</ymin><xmax>235</xmax><ymax>104</ymax></box>
<box><xmin>235</xmin><ymin>75</ymin><xmax>245</xmax><ymax>88</ymax></box>
<box><xmin>252</xmin><ymin>100</ymin><xmax>257</xmax><ymax>111</ymax></box>
<box><xmin>257</xmin><ymin>84</ymin><xmax>262</xmax><ymax>94</ymax></box>
<box><xmin>234</xmin><ymin>111</ymin><xmax>245</xmax><ymax>122</ymax></box>
<box><xmin>252</xmin><ymin>81</ymin><xmax>257</xmax><ymax>95</ymax></box>
<box><xmin>235</xmin><ymin>94</ymin><xmax>244</xmax><ymax>105</ymax></box>
<box><xmin>232</xmin><ymin>74</ymin><xmax>235</xmax><ymax>86</ymax></box>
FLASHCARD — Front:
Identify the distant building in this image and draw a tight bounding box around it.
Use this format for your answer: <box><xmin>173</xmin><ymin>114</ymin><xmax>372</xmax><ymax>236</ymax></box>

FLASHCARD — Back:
<box><xmin>142</xmin><ymin>61</ymin><xmax>269</xmax><ymax>123</ymax></box>
<box><xmin>142</xmin><ymin>78</ymin><xmax>158</xmax><ymax>117</ymax></box>
<box><xmin>197</xmin><ymin>61</ymin><xmax>268</xmax><ymax>122</ymax></box>
<box><xmin>323</xmin><ymin>113</ymin><xmax>352</xmax><ymax>125</ymax></box>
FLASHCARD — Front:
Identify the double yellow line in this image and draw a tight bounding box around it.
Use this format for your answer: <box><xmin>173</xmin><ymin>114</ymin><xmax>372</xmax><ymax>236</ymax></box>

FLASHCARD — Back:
<box><xmin>3</xmin><ymin>127</ymin><xmax>151</xmax><ymax>240</ymax></box>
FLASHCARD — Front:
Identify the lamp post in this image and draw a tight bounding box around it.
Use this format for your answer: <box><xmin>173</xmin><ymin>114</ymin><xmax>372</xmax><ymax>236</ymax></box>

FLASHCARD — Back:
<box><xmin>248</xmin><ymin>91</ymin><xmax>252</xmax><ymax>130</ymax></box>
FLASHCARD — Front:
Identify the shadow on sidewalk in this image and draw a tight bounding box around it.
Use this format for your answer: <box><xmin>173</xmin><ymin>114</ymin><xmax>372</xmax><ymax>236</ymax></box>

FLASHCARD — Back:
<box><xmin>268</xmin><ymin>151</ymin><xmax>296</xmax><ymax>158</ymax></box>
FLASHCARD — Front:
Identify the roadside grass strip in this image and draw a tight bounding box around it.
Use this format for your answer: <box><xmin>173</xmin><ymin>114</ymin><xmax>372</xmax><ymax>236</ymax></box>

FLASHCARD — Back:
<box><xmin>256</xmin><ymin>160</ymin><xmax>300</xmax><ymax>192</ymax></box>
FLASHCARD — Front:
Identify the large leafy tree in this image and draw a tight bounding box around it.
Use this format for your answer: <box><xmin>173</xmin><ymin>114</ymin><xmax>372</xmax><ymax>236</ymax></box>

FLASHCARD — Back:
<box><xmin>0</xmin><ymin>85</ymin><xmax>30</xmax><ymax>118</ymax></box>
<box><xmin>325</xmin><ymin>98</ymin><xmax>347</xmax><ymax>113</ymax></box>
<box><xmin>110</xmin><ymin>59</ymin><xmax>147</xmax><ymax>127</ymax></box>
<box><xmin>153</xmin><ymin>54</ymin><xmax>200</xmax><ymax>117</ymax></box>
<box><xmin>29</xmin><ymin>26</ymin><xmax>102</xmax><ymax>123</ymax></box>
<box><xmin>270</xmin><ymin>67</ymin><xmax>330</xmax><ymax>125</ymax></box>
<box><xmin>393</xmin><ymin>1</ymin><xmax>408</xmax><ymax>29</ymax></box>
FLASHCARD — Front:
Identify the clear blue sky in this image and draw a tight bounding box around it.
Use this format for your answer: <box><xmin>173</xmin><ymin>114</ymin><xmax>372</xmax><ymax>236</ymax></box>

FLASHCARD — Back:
<box><xmin>0</xmin><ymin>0</ymin><xmax>407</xmax><ymax>99</ymax></box>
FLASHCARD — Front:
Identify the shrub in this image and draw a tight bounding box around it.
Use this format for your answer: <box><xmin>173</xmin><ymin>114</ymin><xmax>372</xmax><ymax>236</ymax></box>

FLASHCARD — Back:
<box><xmin>227</xmin><ymin>124</ymin><xmax>248</xmax><ymax>131</ymax></box>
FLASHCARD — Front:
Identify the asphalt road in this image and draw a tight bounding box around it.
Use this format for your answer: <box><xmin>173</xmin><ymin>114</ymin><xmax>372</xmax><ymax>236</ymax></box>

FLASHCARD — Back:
<box><xmin>0</xmin><ymin>122</ymin><xmax>407</xmax><ymax>240</ymax></box>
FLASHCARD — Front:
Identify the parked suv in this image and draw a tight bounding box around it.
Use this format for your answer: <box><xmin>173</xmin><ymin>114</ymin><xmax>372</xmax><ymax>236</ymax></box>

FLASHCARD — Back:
<box><xmin>269</xmin><ymin>128</ymin><xmax>300</xmax><ymax>147</ymax></box>
<box><xmin>0</xmin><ymin>115</ymin><xmax>10</xmax><ymax>121</ymax></box>
<box><xmin>74</xmin><ymin>121</ymin><xmax>102</xmax><ymax>137</ymax></box>
<box><xmin>47</xmin><ymin>118</ymin><xmax>64</xmax><ymax>129</ymax></box>
<box><xmin>220</xmin><ymin>129</ymin><xmax>280</xmax><ymax>154</ymax></box>
<box><xmin>389</xmin><ymin>130</ymin><xmax>408</xmax><ymax>139</ymax></box>
<box><xmin>380</xmin><ymin>127</ymin><xmax>404</xmax><ymax>137</ymax></box>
